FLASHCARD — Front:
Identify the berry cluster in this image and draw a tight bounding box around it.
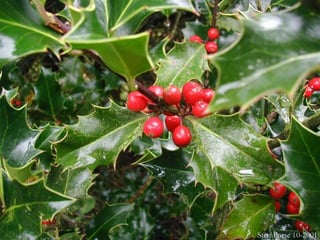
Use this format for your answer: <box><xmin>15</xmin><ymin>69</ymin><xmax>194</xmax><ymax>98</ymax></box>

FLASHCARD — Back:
<box><xmin>126</xmin><ymin>81</ymin><xmax>215</xmax><ymax>147</ymax></box>
<box><xmin>269</xmin><ymin>182</ymin><xmax>311</xmax><ymax>232</ymax></box>
<box><xmin>189</xmin><ymin>27</ymin><xmax>220</xmax><ymax>54</ymax></box>
<box><xmin>304</xmin><ymin>77</ymin><xmax>320</xmax><ymax>98</ymax></box>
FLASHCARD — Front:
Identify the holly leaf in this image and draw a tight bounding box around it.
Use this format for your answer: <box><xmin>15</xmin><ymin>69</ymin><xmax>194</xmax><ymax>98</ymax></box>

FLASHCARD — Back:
<box><xmin>156</xmin><ymin>41</ymin><xmax>209</xmax><ymax>88</ymax></box>
<box><xmin>86</xmin><ymin>203</ymin><xmax>134</xmax><ymax>240</ymax></box>
<box><xmin>45</xmin><ymin>165</ymin><xmax>96</xmax><ymax>214</ymax></box>
<box><xmin>210</xmin><ymin>8</ymin><xmax>320</xmax><ymax>112</ymax></box>
<box><xmin>0</xmin><ymin>0</ymin><xmax>65</xmax><ymax>68</ymax></box>
<box><xmin>280</xmin><ymin>116</ymin><xmax>320</xmax><ymax>231</ymax></box>
<box><xmin>219</xmin><ymin>195</ymin><xmax>275</xmax><ymax>239</ymax></box>
<box><xmin>56</xmin><ymin>102</ymin><xmax>146</xmax><ymax>170</ymax></box>
<box><xmin>141</xmin><ymin>149</ymin><xmax>206</xmax><ymax>206</ymax></box>
<box><xmin>65</xmin><ymin>32</ymin><xmax>153</xmax><ymax>86</ymax></box>
<box><xmin>187</xmin><ymin>114</ymin><xmax>284</xmax><ymax>211</ymax></box>
<box><xmin>105</xmin><ymin>0</ymin><xmax>197</xmax><ymax>36</ymax></box>
<box><xmin>0</xmin><ymin>171</ymin><xmax>74</xmax><ymax>239</ymax></box>
<box><xmin>0</xmin><ymin>89</ymin><xmax>42</xmax><ymax>168</ymax></box>
<box><xmin>33</xmin><ymin>68</ymin><xmax>66</xmax><ymax>119</ymax></box>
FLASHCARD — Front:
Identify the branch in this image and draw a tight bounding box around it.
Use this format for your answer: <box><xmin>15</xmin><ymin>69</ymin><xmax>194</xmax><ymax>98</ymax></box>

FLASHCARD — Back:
<box><xmin>135</xmin><ymin>81</ymin><xmax>160</xmax><ymax>104</ymax></box>
<box><xmin>211</xmin><ymin>0</ymin><xmax>220</xmax><ymax>27</ymax></box>
<box><xmin>32</xmin><ymin>0</ymin><xmax>71</xmax><ymax>34</ymax></box>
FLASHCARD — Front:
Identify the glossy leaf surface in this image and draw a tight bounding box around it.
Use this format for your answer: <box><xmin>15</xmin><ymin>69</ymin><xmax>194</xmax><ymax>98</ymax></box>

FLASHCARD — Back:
<box><xmin>156</xmin><ymin>42</ymin><xmax>209</xmax><ymax>87</ymax></box>
<box><xmin>210</xmin><ymin>9</ymin><xmax>320</xmax><ymax>112</ymax></box>
<box><xmin>0</xmin><ymin>0</ymin><xmax>65</xmax><ymax>68</ymax></box>
<box><xmin>56</xmin><ymin>102</ymin><xmax>146</xmax><ymax>170</ymax></box>
<box><xmin>142</xmin><ymin>149</ymin><xmax>206</xmax><ymax>205</ymax></box>
<box><xmin>65</xmin><ymin>32</ymin><xmax>153</xmax><ymax>84</ymax></box>
<box><xmin>106</xmin><ymin>0</ymin><xmax>196</xmax><ymax>36</ymax></box>
<box><xmin>220</xmin><ymin>195</ymin><xmax>275</xmax><ymax>239</ymax></box>
<box><xmin>187</xmin><ymin>114</ymin><xmax>284</xmax><ymax>210</ymax></box>
<box><xmin>33</xmin><ymin>68</ymin><xmax>65</xmax><ymax>119</ymax></box>
<box><xmin>0</xmin><ymin>172</ymin><xmax>74</xmax><ymax>239</ymax></box>
<box><xmin>0</xmin><ymin>89</ymin><xmax>42</xmax><ymax>168</ymax></box>
<box><xmin>86</xmin><ymin>203</ymin><xmax>134</xmax><ymax>240</ymax></box>
<box><xmin>280</xmin><ymin>117</ymin><xmax>320</xmax><ymax>231</ymax></box>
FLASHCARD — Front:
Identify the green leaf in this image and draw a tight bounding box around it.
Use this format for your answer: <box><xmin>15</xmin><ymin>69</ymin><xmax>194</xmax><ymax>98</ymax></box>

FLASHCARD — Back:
<box><xmin>0</xmin><ymin>171</ymin><xmax>74</xmax><ymax>239</ymax></box>
<box><xmin>46</xmin><ymin>165</ymin><xmax>96</xmax><ymax>214</ymax></box>
<box><xmin>65</xmin><ymin>32</ymin><xmax>153</xmax><ymax>87</ymax></box>
<box><xmin>105</xmin><ymin>0</ymin><xmax>197</xmax><ymax>36</ymax></box>
<box><xmin>280</xmin><ymin>116</ymin><xmax>320</xmax><ymax>231</ymax></box>
<box><xmin>56</xmin><ymin>102</ymin><xmax>146</xmax><ymax>170</ymax></box>
<box><xmin>219</xmin><ymin>195</ymin><xmax>275</xmax><ymax>239</ymax></box>
<box><xmin>142</xmin><ymin>149</ymin><xmax>206</xmax><ymax>206</ymax></box>
<box><xmin>156</xmin><ymin>42</ymin><xmax>209</xmax><ymax>87</ymax></box>
<box><xmin>33</xmin><ymin>68</ymin><xmax>66</xmax><ymax>119</ymax></box>
<box><xmin>210</xmin><ymin>9</ymin><xmax>320</xmax><ymax>112</ymax></box>
<box><xmin>46</xmin><ymin>165</ymin><xmax>94</xmax><ymax>199</ymax></box>
<box><xmin>86</xmin><ymin>203</ymin><xmax>134</xmax><ymax>240</ymax></box>
<box><xmin>0</xmin><ymin>0</ymin><xmax>65</xmax><ymax>68</ymax></box>
<box><xmin>187</xmin><ymin>114</ymin><xmax>284</xmax><ymax>210</ymax></box>
<box><xmin>0</xmin><ymin>89</ymin><xmax>42</xmax><ymax>168</ymax></box>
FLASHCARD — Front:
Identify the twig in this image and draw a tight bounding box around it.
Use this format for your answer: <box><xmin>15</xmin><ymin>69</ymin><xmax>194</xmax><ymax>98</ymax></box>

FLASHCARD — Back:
<box><xmin>32</xmin><ymin>0</ymin><xmax>71</xmax><ymax>34</ymax></box>
<box><xmin>127</xmin><ymin>176</ymin><xmax>153</xmax><ymax>203</ymax></box>
<box><xmin>211</xmin><ymin>0</ymin><xmax>220</xmax><ymax>27</ymax></box>
<box><xmin>135</xmin><ymin>81</ymin><xmax>160</xmax><ymax>103</ymax></box>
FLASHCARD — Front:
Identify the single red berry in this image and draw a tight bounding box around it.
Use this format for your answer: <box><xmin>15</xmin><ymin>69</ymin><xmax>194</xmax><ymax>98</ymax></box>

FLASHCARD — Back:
<box><xmin>189</xmin><ymin>35</ymin><xmax>202</xmax><ymax>44</ymax></box>
<box><xmin>207</xmin><ymin>27</ymin><xmax>220</xmax><ymax>40</ymax></box>
<box><xmin>304</xmin><ymin>86</ymin><xmax>313</xmax><ymax>98</ymax></box>
<box><xmin>182</xmin><ymin>81</ymin><xmax>203</xmax><ymax>105</ymax></box>
<box><xmin>205</xmin><ymin>41</ymin><xmax>218</xmax><ymax>54</ymax></box>
<box><xmin>201</xmin><ymin>88</ymin><xmax>215</xmax><ymax>103</ymax></box>
<box><xmin>165</xmin><ymin>115</ymin><xmax>181</xmax><ymax>132</ymax></box>
<box><xmin>172</xmin><ymin>125</ymin><xmax>191</xmax><ymax>147</ymax></box>
<box><xmin>163</xmin><ymin>85</ymin><xmax>181</xmax><ymax>105</ymax></box>
<box><xmin>148</xmin><ymin>85</ymin><xmax>164</xmax><ymax>101</ymax></box>
<box><xmin>192</xmin><ymin>100</ymin><xmax>210</xmax><ymax>118</ymax></box>
<box><xmin>295</xmin><ymin>220</ymin><xmax>311</xmax><ymax>232</ymax></box>
<box><xmin>286</xmin><ymin>202</ymin><xmax>299</xmax><ymax>214</ymax></box>
<box><xmin>275</xmin><ymin>201</ymin><xmax>281</xmax><ymax>212</ymax></box>
<box><xmin>41</xmin><ymin>218</ymin><xmax>56</xmax><ymax>225</ymax></box>
<box><xmin>308</xmin><ymin>77</ymin><xmax>320</xmax><ymax>91</ymax></box>
<box><xmin>11</xmin><ymin>99</ymin><xmax>23</xmax><ymax>107</ymax></box>
<box><xmin>143</xmin><ymin>117</ymin><xmax>164</xmax><ymax>138</ymax></box>
<box><xmin>288</xmin><ymin>192</ymin><xmax>300</xmax><ymax>207</ymax></box>
<box><xmin>269</xmin><ymin>182</ymin><xmax>287</xmax><ymax>199</ymax></box>
<box><xmin>127</xmin><ymin>91</ymin><xmax>148</xmax><ymax>112</ymax></box>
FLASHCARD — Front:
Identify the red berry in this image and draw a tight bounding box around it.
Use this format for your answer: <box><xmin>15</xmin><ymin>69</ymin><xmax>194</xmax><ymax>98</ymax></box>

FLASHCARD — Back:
<box><xmin>207</xmin><ymin>27</ymin><xmax>220</xmax><ymax>40</ymax></box>
<box><xmin>148</xmin><ymin>85</ymin><xmax>164</xmax><ymax>99</ymax></box>
<box><xmin>288</xmin><ymin>192</ymin><xmax>300</xmax><ymax>207</ymax></box>
<box><xmin>295</xmin><ymin>220</ymin><xmax>311</xmax><ymax>232</ymax></box>
<box><xmin>182</xmin><ymin>81</ymin><xmax>203</xmax><ymax>105</ymax></box>
<box><xmin>165</xmin><ymin>115</ymin><xmax>181</xmax><ymax>132</ymax></box>
<box><xmin>189</xmin><ymin>35</ymin><xmax>202</xmax><ymax>44</ymax></box>
<box><xmin>269</xmin><ymin>182</ymin><xmax>287</xmax><ymax>199</ymax></box>
<box><xmin>163</xmin><ymin>85</ymin><xmax>181</xmax><ymax>105</ymax></box>
<box><xmin>286</xmin><ymin>202</ymin><xmax>299</xmax><ymax>214</ymax></box>
<box><xmin>127</xmin><ymin>91</ymin><xmax>148</xmax><ymax>112</ymax></box>
<box><xmin>143</xmin><ymin>117</ymin><xmax>164</xmax><ymax>138</ymax></box>
<box><xmin>201</xmin><ymin>88</ymin><xmax>215</xmax><ymax>103</ymax></box>
<box><xmin>308</xmin><ymin>77</ymin><xmax>320</xmax><ymax>91</ymax></box>
<box><xmin>11</xmin><ymin>99</ymin><xmax>23</xmax><ymax>107</ymax></box>
<box><xmin>42</xmin><ymin>218</ymin><xmax>56</xmax><ymax>225</ymax></box>
<box><xmin>205</xmin><ymin>41</ymin><xmax>218</xmax><ymax>54</ymax></box>
<box><xmin>192</xmin><ymin>100</ymin><xmax>210</xmax><ymax>118</ymax></box>
<box><xmin>275</xmin><ymin>201</ymin><xmax>281</xmax><ymax>212</ymax></box>
<box><xmin>304</xmin><ymin>86</ymin><xmax>313</xmax><ymax>98</ymax></box>
<box><xmin>172</xmin><ymin>125</ymin><xmax>191</xmax><ymax>147</ymax></box>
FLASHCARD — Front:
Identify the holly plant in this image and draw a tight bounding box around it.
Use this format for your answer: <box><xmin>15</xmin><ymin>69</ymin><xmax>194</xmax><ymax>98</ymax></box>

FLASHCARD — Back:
<box><xmin>1</xmin><ymin>0</ymin><xmax>320</xmax><ymax>239</ymax></box>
